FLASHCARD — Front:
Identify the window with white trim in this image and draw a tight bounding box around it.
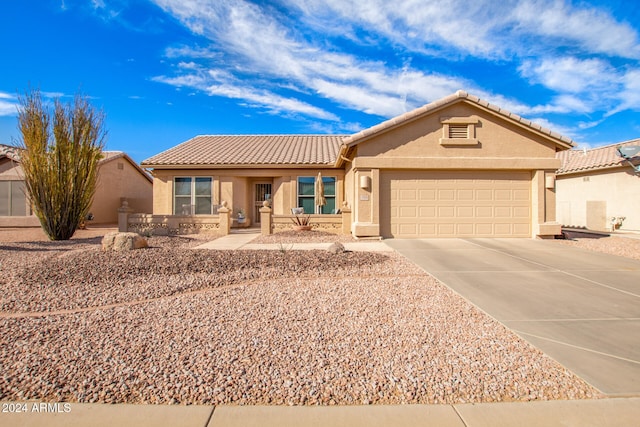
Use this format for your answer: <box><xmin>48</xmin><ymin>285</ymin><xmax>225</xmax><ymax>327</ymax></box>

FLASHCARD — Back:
<box><xmin>297</xmin><ymin>176</ymin><xmax>336</xmax><ymax>214</ymax></box>
<box><xmin>173</xmin><ymin>177</ymin><xmax>213</xmax><ymax>215</ymax></box>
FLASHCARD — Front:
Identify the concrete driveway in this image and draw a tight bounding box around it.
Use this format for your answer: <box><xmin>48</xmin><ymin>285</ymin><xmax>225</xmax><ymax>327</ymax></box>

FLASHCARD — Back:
<box><xmin>386</xmin><ymin>238</ymin><xmax>640</xmax><ymax>397</ymax></box>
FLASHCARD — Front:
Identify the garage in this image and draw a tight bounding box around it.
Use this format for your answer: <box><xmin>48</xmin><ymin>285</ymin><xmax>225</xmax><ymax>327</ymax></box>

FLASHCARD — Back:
<box><xmin>380</xmin><ymin>170</ymin><xmax>532</xmax><ymax>238</ymax></box>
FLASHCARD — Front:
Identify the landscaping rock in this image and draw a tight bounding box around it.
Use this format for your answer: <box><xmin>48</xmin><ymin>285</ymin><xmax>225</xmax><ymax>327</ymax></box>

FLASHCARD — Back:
<box><xmin>101</xmin><ymin>232</ymin><xmax>148</xmax><ymax>251</ymax></box>
<box><xmin>326</xmin><ymin>242</ymin><xmax>346</xmax><ymax>254</ymax></box>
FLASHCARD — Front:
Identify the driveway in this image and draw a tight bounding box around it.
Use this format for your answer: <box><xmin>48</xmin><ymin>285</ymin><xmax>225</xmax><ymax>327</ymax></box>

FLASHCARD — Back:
<box><xmin>386</xmin><ymin>238</ymin><xmax>640</xmax><ymax>396</ymax></box>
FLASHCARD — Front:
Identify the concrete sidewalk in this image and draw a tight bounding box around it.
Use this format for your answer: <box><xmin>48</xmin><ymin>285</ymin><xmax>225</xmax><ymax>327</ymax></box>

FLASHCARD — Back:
<box><xmin>1</xmin><ymin>398</ymin><xmax>638</xmax><ymax>426</ymax></box>
<box><xmin>194</xmin><ymin>231</ymin><xmax>392</xmax><ymax>252</ymax></box>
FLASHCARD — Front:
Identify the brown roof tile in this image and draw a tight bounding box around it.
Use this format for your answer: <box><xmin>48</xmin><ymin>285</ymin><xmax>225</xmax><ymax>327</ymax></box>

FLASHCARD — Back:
<box><xmin>0</xmin><ymin>143</ymin><xmax>21</xmax><ymax>161</ymax></box>
<box><xmin>556</xmin><ymin>139</ymin><xmax>640</xmax><ymax>175</ymax></box>
<box><xmin>141</xmin><ymin>135</ymin><xmax>346</xmax><ymax>167</ymax></box>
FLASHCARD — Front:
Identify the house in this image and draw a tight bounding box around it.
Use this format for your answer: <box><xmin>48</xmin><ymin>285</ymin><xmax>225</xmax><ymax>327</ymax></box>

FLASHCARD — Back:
<box><xmin>141</xmin><ymin>91</ymin><xmax>574</xmax><ymax>239</ymax></box>
<box><xmin>0</xmin><ymin>145</ymin><xmax>153</xmax><ymax>227</ymax></box>
<box><xmin>556</xmin><ymin>139</ymin><xmax>640</xmax><ymax>232</ymax></box>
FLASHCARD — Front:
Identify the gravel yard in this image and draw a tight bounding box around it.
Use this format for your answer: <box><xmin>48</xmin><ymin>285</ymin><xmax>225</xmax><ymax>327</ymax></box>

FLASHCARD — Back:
<box><xmin>557</xmin><ymin>230</ymin><xmax>640</xmax><ymax>262</ymax></box>
<box><xmin>4</xmin><ymin>228</ymin><xmax>636</xmax><ymax>405</ymax></box>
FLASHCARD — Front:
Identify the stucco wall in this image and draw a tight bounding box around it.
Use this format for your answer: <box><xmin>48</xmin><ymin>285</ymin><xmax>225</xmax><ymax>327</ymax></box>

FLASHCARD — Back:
<box><xmin>557</xmin><ymin>167</ymin><xmax>640</xmax><ymax>232</ymax></box>
<box><xmin>93</xmin><ymin>158</ymin><xmax>153</xmax><ymax>223</ymax></box>
<box><xmin>150</xmin><ymin>168</ymin><xmax>345</xmax><ymax>222</ymax></box>
<box><xmin>356</xmin><ymin>103</ymin><xmax>558</xmax><ymax>160</ymax></box>
<box><xmin>344</xmin><ymin>102</ymin><xmax>563</xmax><ymax>238</ymax></box>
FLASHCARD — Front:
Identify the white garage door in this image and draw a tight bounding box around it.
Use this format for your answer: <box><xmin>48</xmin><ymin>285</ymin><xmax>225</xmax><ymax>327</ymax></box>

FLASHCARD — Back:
<box><xmin>380</xmin><ymin>171</ymin><xmax>532</xmax><ymax>238</ymax></box>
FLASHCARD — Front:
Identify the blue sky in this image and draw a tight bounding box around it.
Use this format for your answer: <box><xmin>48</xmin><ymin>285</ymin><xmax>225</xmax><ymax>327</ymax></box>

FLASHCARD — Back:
<box><xmin>1</xmin><ymin>0</ymin><xmax>639</xmax><ymax>163</ymax></box>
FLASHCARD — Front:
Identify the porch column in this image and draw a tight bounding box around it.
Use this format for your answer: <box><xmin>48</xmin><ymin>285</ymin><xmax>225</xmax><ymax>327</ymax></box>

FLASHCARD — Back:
<box><xmin>118</xmin><ymin>200</ymin><xmax>133</xmax><ymax>232</ymax></box>
<box><xmin>340</xmin><ymin>202</ymin><xmax>352</xmax><ymax>235</ymax></box>
<box><xmin>218</xmin><ymin>201</ymin><xmax>231</xmax><ymax>236</ymax></box>
<box><xmin>260</xmin><ymin>201</ymin><xmax>272</xmax><ymax>236</ymax></box>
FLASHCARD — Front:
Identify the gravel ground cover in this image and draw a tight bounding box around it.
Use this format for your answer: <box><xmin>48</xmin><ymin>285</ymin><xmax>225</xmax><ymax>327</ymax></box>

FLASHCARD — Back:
<box><xmin>0</xmin><ymin>234</ymin><xmax>600</xmax><ymax>405</ymax></box>
<box><xmin>557</xmin><ymin>231</ymin><xmax>640</xmax><ymax>262</ymax></box>
<box><xmin>251</xmin><ymin>229</ymin><xmax>358</xmax><ymax>244</ymax></box>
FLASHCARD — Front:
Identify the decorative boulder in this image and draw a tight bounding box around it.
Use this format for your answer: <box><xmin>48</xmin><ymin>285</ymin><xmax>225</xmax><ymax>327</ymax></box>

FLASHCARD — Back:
<box><xmin>102</xmin><ymin>232</ymin><xmax>148</xmax><ymax>251</ymax></box>
<box><xmin>326</xmin><ymin>242</ymin><xmax>346</xmax><ymax>254</ymax></box>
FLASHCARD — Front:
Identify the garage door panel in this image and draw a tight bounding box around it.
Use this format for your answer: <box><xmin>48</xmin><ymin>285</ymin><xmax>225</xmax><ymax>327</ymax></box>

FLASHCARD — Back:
<box><xmin>476</xmin><ymin>206</ymin><xmax>493</xmax><ymax>217</ymax></box>
<box><xmin>513</xmin><ymin>223</ymin><xmax>531</xmax><ymax>235</ymax></box>
<box><xmin>513</xmin><ymin>206</ymin><xmax>530</xmax><ymax>218</ymax></box>
<box><xmin>438</xmin><ymin>206</ymin><xmax>455</xmax><ymax>217</ymax></box>
<box><xmin>419</xmin><ymin>206</ymin><xmax>436</xmax><ymax>216</ymax></box>
<box><xmin>457</xmin><ymin>189</ymin><xmax>474</xmax><ymax>200</ymax></box>
<box><xmin>438</xmin><ymin>224</ymin><xmax>455</xmax><ymax>235</ymax></box>
<box><xmin>494</xmin><ymin>206</ymin><xmax>512</xmax><ymax>217</ymax></box>
<box><xmin>381</xmin><ymin>171</ymin><xmax>531</xmax><ymax>238</ymax></box>
<box><xmin>438</xmin><ymin>189</ymin><xmax>455</xmax><ymax>200</ymax></box>
<box><xmin>457</xmin><ymin>223</ymin><xmax>474</xmax><ymax>234</ymax></box>
<box><xmin>514</xmin><ymin>189</ymin><xmax>530</xmax><ymax>200</ymax></box>
<box><xmin>419</xmin><ymin>223</ymin><xmax>436</xmax><ymax>235</ymax></box>
<box><xmin>475</xmin><ymin>223</ymin><xmax>494</xmax><ymax>235</ymax></box>
<box><xmin>476</xmin><ymin>189</ymin><xmax>493</xmax><ymax>200</ymax></box>
<box><xmin>399</xmin><ymin>206</ymin><xmax>417</xmax><ymax>218</ymax></box>
<box><xmin>399</xmin><ymin>189</ymin><xmax>417</xmax><ymax>200</ymax></box>
<box><xmin>457</xmin><ymin>206</ymin><xmax>474</xmax><ymax>217</ymax></box>
<box><xmin>419</xmin><ymin>189</ymin><xmax>436</xmax><ymax>200</ymax></box>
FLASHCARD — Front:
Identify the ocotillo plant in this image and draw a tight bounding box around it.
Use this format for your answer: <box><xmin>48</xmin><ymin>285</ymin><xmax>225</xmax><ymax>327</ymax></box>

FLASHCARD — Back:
<box><xmin>17</xmin><ymin>90</ymin><xmax>106</xmax><ymax>240</ymax></box>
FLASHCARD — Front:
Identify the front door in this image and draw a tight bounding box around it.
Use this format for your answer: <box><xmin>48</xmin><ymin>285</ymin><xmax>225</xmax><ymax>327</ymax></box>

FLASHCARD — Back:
<box><xmin>254</xmin><ymin>182</ymin><xmax>272</xmax><ymax>224</ymax></box>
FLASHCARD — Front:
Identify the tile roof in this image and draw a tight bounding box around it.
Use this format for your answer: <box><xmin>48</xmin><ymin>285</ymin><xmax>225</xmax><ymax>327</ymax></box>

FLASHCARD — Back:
<box><xmin>556</xmin><ymin>139</ymin><xmax>640</xmax><ymax>175</ymax></box>
<box><xmin>342</xmin><ymin>90</ymin><xmax>575</xmax><ymax>148</ymax></box>
<box><xmin>0</xmin><ymin>146</ymin><xmax>129</xmax><ymax>165</ymax></box>
<box><xmin>0</xmin><ymin>143</ymin><xmax>21</xmax><ymax>161</ymax></box>
<box><xmin>141</xmin><ymin>135</ymin><xmax>347</xmax><ymax>167</ymax></box>
<box><xmin>0</xmin><ymin>146</ymin><xmax>151</xmax><ymax>181</ymax></box>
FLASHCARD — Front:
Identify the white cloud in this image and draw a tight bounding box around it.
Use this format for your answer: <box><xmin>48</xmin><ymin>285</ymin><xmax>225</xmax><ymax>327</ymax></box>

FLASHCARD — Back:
<box><xmin>152</xmin><ymin>0</ymin><xmax>469</xmax><ymax>121</ymax></box>
<box><xmin>0</xmin><ymin>100</ymin><xmax>17</xmax><ymax>116</ymax></box>
<box><xmin>617</xmin><ymin>69</ymin><xmax>640</xmax><ymax>112</ymax></box>
<box><xmin>512</xmin><ymin>1</ymin><xmax>640</xmax><ymax>59</ymax></box>
<box><xmin>526</xmin><ymin>117</ymin><xmax>577</xmax><ymax>139</ymax></box>
<box><xmin>207</xmin><ymin>83</ymin><xmax>339</xmax><ymax>121</ymax></box>
<box><xmin>519</xmin><ymin>57</ymin><xmax>620</xmax><ymax>93</ymax></box>
<box><xmin>149</xmin><ymin>0</ymin><xmax>640</xmax><ymax>140</ymax></box>
<box><xmin>0</xmin><ymin>92</ymin><xmax>17</xmax><ymax>116</ymax></box>
<box><xmin>286</xmin><ymin>0</ymin><xmax>640</xmax><ymax>60</ymax></box>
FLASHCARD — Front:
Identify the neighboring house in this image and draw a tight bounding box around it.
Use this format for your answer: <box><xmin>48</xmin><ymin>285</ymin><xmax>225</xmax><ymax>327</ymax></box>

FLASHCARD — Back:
<box><xmin>0</xmin><ymin>145</ymin><xmax>153</xmax><ymax>227</ymax></box>
<box><xmin>141</xmin><ymin>90</ymin><xmax>574</xmax><ymax>239</ymax></box>
<box><xmin>556</xmin><ymin>139</ymin><xmax>640</xmax><ymax>232</ymax></box>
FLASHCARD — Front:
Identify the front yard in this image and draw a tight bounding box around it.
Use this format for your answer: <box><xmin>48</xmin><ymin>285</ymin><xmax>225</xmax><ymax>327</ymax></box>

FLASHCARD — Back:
<box><xmin>0</xmin><ymin>233</ymin><xmax>600</xmax><ymax>405</ymax></box>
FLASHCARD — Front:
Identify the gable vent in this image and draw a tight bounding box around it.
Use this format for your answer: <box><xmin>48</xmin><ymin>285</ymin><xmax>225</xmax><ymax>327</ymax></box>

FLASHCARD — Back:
<box><xmin>448</xmin><ymin>124</ymin><xmax>468</xmax><ymax>139</ymax></box>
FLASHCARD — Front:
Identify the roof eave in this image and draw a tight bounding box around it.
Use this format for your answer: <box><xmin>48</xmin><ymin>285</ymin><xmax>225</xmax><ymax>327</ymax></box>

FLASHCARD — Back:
<box><xmin>141</xmin><ymin>162</ymin><xmax>340</xmax><ymax>170</ymax></box>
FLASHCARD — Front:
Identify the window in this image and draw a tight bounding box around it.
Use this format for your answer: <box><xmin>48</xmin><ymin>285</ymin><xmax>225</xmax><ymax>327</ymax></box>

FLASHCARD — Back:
<box><xmin>0</xmin><ymin>180</ymin><xmax>27</xmax><ymax>216</ymax></box>
<box><xmin>173</xmin><ymin>177</ymin><xmax>213</xmax><ymax>215</ymax></box>
<box><xmin>440</xmin><ymin>117</ymin><xmax>479</xmax><ymax>146</ymax></box>
<box><xmin>297</xmin><ymin>176</ymin><xmax>336</xmax><ymax>214</ymax></box>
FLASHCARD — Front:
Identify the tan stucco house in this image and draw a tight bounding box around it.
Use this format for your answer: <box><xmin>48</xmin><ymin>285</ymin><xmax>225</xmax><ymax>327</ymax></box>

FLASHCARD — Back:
<box><xmin>0</xmin><ymin>146</ymin><xmax>153</xmax><ymax>227</ymax></box>
<box><xmin>556</xmin><ymin>139</ymin><xmax>640</xmax><ymax>232</ymax></box>
<box><xmin>141</xmin><ymin>91</ymin><xmax>574</xmax><ymax>238</ymax></box>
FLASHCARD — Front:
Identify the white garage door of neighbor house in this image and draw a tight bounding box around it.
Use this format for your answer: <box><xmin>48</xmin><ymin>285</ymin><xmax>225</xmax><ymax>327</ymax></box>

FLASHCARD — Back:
<box><xmin>381</xmin><ymin>171</ymin><xmax>532</xmax><ymax>238</ymax></box>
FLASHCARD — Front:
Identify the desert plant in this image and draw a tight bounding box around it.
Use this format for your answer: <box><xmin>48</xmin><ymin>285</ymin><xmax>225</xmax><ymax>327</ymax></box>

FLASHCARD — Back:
<box><xmin>291</xmin><ymin>214</ymin><xmax>311</xmax><ymax>226</ymax></box>
<box><xmin>17</xmin><ymin>89</ymin><xmax>106</xmax><ymax>240</ymax></box>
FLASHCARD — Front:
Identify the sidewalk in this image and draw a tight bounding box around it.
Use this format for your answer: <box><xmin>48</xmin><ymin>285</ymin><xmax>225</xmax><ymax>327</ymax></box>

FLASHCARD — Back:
<box><xmin>194</xmin><ymin>231</ymin><xmax>393</xmax><ymax>252</ymax></box>
<box><xmin>1</xmin><ymin>398</ymin><xmax>638</xmax><ymax>427</ymax></box>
